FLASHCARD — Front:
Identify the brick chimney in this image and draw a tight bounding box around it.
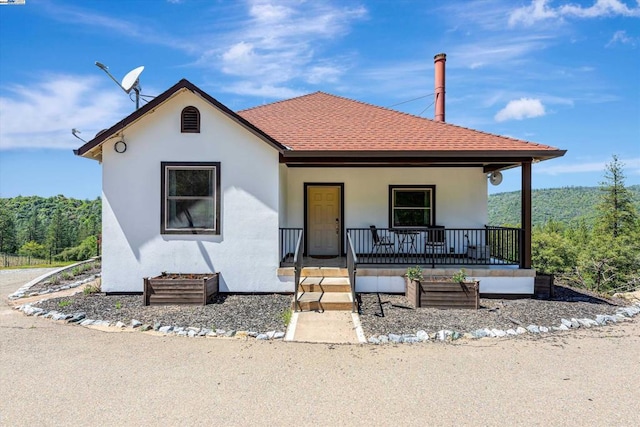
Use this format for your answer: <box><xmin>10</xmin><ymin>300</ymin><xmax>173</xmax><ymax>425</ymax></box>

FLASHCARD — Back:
<box><xmin>434</xmin><ymin>53</ymin><xmax>446</xmax><ymax>122</ymax></box>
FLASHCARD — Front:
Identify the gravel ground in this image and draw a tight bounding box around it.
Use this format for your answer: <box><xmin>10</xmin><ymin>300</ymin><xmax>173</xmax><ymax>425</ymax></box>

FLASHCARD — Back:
<box><xmin>30</xmin><ymin>282</ymin><xmax>630</xmax><ymax>336</ymax></box>
<box><xmin>26</xmin><ymin>261</ymin><xmax>101</xmax><ymax>294</ymax></box>
<box><xmin>358</xmin><ymin>285</ymin><xmax>629</xmax><ymax>335</ymax></box>
<box><xmin>34</xmin><ymin>293</ymin><xmax>292</xmax><ymax>332</ymax></box>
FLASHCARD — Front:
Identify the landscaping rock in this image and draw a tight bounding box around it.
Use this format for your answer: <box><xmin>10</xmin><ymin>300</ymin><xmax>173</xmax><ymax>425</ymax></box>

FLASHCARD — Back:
<box><xmin>515</xmin><ymin>327</ymin><xmax>527</xmax><ymax>335</ymax></box>
<box><xmin>256</xmin><ymin>334</ymin><xmax>269</xmax><ymax>340</ymax></box>
<box><xmin>131</xmin><ymin>319</ymin><xmax>142</xmax><ymax>328</ymax></box>
<box><xmin>115</xmin><ymin>321</ymin><xmax>126</xmax><ymax>328</ymax></box>
<box><xmin>526</xmin><ymin>325</ymin><xmax>540</xmax><ymax>334</ymax></box>
<box><xmin>388</xmin><ymin>333</ymin><xmax>403</xmax><ymax>343</ymax></box>
<box><xmin>416</xmin><ymin>330</ymin><xmax>429</xmax><ymax>341</ymax></box>
<box><xmin>472</xmin><ymin>329</ymin><xmax>488</xmax><ymax>338</ymax></box>
<box><xmin>158</xmin><ymin>326</ymin><xmax>172</xmax><ymax>334</ymax></box>
<box><xmin>539</xmin><ymin>326</ymin><xmax>549</xmax><ymax>333</ymax></box>
<box><xmin>274</xmin><ymin>331</ymin><xmax>285</xmax><ymax>339</ymax></box>
<box><xmin>140</xmin><ymin>324</ymin><xmax>152</xmax><ymax>332</ymax></box>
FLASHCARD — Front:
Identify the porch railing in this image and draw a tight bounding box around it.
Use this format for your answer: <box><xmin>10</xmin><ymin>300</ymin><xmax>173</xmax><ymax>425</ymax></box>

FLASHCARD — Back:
<box><xmin>293</xmin><ymin>230</ymin><xmax>304</xmax><ymax>312</ymax></box>
<box><xmin>346</xmin><ymin>233</ymin><xmax>358</xmax><ymax>313</ymax></box>
<box><xmin>346</xmin><ymin>226</ymin><xmax>521</xmax><ymax>267</ymax></box>
<box><xmin>279</xmin><ymin>228</ymin><xmax>303</xmax><ymax>266</ymax></box>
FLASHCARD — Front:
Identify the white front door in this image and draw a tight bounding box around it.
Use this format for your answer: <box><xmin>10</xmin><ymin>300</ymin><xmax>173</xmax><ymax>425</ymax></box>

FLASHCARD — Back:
<box><xmin>307</xmin><ymin>186</ymin><xmax>341</xmax><ymax>256</ymax></box>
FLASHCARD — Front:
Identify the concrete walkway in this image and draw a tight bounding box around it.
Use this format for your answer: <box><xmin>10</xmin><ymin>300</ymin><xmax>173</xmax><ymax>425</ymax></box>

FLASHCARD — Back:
<box><xmin>286</xmin><ymin>311</ymin><xmax>366</xmax><ymax>344</ymax></box>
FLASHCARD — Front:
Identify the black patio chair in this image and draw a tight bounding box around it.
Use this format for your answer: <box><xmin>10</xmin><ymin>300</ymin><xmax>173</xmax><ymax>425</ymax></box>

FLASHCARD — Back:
<box><xmin>370</xmin><ymin>225</ymin><xmax>394</xmax><ymax>256</ymax></box>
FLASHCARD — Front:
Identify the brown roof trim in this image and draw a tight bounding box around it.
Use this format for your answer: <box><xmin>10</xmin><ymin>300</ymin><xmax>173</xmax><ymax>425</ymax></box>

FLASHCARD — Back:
<box><xmin>280</xmin><ymin>149</ymin><xmax>567</xmax><ymax>160</ymax></box>
<box><xmin>74</xmin><ymin>79</ymin><xmax>288</xmax><ymax>157</ymax></box>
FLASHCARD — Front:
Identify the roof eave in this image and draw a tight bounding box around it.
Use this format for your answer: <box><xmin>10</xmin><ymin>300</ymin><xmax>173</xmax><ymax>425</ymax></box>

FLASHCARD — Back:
<box><xmin>74</xmin><ymin>79</ymin><xmax>288</xmax><ymax>159</ymax></box>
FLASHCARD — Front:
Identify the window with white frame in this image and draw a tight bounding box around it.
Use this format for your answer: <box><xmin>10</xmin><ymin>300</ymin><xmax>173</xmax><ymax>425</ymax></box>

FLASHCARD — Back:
<box><xmin>161</xmin><ymin>162</ymin><xmax>220</xmax><ymax>234</ymax></box>
<box><xmin>389</xmin><ymin>185</ymin><xmax>435</xmax><ymax>228</ymax></box>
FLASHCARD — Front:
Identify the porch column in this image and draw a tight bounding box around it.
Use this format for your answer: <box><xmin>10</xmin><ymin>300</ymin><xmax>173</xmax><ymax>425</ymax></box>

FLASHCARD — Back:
<box><xmin>520</xmin><ymin>160</ymin><xmax>532</xmax><ymax>269</ymax></box>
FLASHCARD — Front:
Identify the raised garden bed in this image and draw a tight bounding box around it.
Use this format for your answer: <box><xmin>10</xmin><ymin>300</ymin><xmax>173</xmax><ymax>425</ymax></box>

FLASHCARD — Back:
<box><xmin>144</xmin><ymin>273</ymin><xmax>219</xmax><ymax>306</ymax></box>
<box><xmin>406</xmin><ymin>277</ymin><xmax>479</xmax><ymax>309</ymax></box>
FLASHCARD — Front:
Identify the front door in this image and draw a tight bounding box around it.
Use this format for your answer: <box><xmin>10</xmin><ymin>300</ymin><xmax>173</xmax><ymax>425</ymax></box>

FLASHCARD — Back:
<box><xmin>307</xmin><ymin>185</ymin><xmax>341</xmax><ymax>256</ymax></box>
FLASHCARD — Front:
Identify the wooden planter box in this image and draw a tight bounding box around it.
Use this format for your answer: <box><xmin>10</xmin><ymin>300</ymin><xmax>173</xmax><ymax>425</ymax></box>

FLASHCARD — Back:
<box><xmin>534</xmin><ymin>273</ymin><xmax>554</xmax><ymax>299</ymax></box>
<box><xmin>144</xmin><ymin>273</ymin><xmax>219</xmax><ymax>306</ymax></box>
<box><xmin>406</xmin><ymin>277</ymin><xmax>479</xmax><ymax>309</ymax></box>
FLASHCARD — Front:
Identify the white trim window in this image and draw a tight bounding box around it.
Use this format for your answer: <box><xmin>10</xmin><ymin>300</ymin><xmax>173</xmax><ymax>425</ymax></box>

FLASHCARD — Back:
<box><xmin>389</xmin><ymin>185</ymin><xmax>435</xmax><ymax>228</ymax></box>
<box><xmin>161</xmin><ymin>162</ymin><xmax>220</xmax><ymax>234</ymax></box>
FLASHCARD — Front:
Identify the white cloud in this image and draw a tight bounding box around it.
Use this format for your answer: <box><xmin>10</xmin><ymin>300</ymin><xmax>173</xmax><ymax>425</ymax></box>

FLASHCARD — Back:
<box><xmin>0</xmin><ymin>75</ymin><xmax>129</xmax><ymax>150</ymax></box>
<box><xmin>536</xmin><ymin>157</ymin><xmax>640</xmax><ymax>175</ymax></box>
<box><xmin>494</xmin><ymin>98</ymin><xmax>546</xmax><ymax>122</ymax></box>
<box><xmin>508</xmin><ymin>0</ymin><xmax>558</xmax><ymax>27</ymax></box>
<box><xmin>509</xmin><ymin>0</ymin><xmax>640</xmax><ymax>27</ymax></box>
<box><xmin>206</xmin><ymin>0</ymin><xmax>367</xmax><ymax>97</ymax></box>
<box><xmin>606</xmin><ymin>30</ymin><xmax>638</xmax><ymax>47</ymax></box>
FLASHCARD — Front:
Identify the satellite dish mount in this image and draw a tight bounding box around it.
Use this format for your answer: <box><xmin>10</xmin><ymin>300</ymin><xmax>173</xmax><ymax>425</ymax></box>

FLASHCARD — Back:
<box><xmin>95</xmin><ymin>62</ymin><xmax>145</xmax><ymax>110</ymax></box>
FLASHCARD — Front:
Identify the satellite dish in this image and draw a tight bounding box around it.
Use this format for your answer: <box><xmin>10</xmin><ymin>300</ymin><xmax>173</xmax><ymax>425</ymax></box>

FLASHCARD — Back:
<box><xmin>121</xmin><ymin>66</ymin><xmax>144</xmax><ymax>93</ymax></box>
<box><xmin>489</xmin><ymin>171</ymin><xmax>503</xmax><ymax>186</ymax></box>
<box><xmin>95</xmin><ymin>61</ymin><xmax>145</xmax><ymax>110</ymax></box>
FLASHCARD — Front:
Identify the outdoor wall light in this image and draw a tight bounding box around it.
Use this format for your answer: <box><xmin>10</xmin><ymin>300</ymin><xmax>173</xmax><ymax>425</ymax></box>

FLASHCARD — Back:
<box><xmin>114</xmin><ymin>140</ymin><xmax>127</xmax><ymax>153</ymax></box>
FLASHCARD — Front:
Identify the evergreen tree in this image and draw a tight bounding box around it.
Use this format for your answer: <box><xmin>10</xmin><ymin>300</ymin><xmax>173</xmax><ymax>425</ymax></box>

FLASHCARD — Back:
<box><xmin>46</xmin><ymin>207</ymin><xmax>71</xmax><ymax>256</ymax></box>
<box><xmin>577</xmin><ymin>156</ymin><xmax>640</xmax><ymax>292</ymax></box>
<box><xmin>0</xmin><ymin>202</ymin><xmax>18</xmax><ymax>253</ymax></box>
<box><xmin>595</xmin><ymin>155</ymin><xmax>638</xmax><ymax>238</ymax></box>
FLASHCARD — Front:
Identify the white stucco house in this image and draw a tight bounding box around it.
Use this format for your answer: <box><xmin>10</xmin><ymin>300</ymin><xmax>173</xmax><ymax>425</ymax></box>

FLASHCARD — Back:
<box><xmin>75</xmin><ymin>55</ymin><xmax>565</xmax><ymax>296</ymax></box>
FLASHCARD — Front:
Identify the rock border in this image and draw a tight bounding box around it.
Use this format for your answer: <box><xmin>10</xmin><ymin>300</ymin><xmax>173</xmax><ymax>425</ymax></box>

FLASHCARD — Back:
<box><xmin>14</xmin><ymin>299</ymin><xmax>639</xmax><ymax>344</ymax></box>
<box><xmin>14</xmin><ymin>302</ymin><xmax>287</xmax><ymax>341</ymax></box>
<box><xmin>365</xmin><ymin>303</ymin><xmax>640</xmax><ymax>344</ymax></box>
<box><xmin>8</xmin><ymin>257</ymin><xmax>101</xmax><ymax>301</ymax></box>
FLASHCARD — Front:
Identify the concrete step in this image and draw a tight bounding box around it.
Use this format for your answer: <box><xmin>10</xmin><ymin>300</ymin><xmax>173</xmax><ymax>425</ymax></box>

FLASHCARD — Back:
<box><xmin>299</xmin><ymin>276</ymin><xmax>351</xmax><ymax>292</ymax></box>
<box><xmin>294</xmin><ymin>291</ymin><xmax>354</xmax><ymax>312</ymax></box>
<box><xmin>300</xmin><ymin>267</ymin><xmax>348</xmax><ymax>277</ymax></box>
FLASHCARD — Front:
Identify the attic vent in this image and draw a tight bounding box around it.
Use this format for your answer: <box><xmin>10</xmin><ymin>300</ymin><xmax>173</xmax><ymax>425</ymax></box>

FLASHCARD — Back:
<box><xmin>181</xmin><ymin>106</ymin><xmax>200</xmax><ymax>133</ymax></box>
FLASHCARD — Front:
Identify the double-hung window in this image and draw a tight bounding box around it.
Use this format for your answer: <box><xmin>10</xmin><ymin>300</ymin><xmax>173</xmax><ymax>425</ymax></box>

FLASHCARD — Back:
<box><xmin>389</xmin><ymin>185</ymin><xmax>435</xmax><ymax>228</ymax></box>
<box><xmin>161</xmin><ymin>162</ymin><xmax>220</xmax><ymax>234</ymax></box>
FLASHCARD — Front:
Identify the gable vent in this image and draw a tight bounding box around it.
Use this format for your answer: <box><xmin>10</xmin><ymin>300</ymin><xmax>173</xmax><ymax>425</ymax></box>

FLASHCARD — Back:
<box><xmin>181</xmin><ymin>106</ymin><xmax>200</xmax><ymax>133</ymax></box>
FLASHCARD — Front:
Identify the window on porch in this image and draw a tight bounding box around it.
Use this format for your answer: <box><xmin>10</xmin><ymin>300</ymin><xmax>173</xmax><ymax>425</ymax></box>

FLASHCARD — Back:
<box><xmin>389</xmin><ymin>185</ymin><xmax>435</xmax><ymax>228</ymax></box>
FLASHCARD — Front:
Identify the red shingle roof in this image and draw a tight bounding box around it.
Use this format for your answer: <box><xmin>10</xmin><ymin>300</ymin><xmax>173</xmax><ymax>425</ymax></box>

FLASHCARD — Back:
<box><xmin>239</xmin><ymin>91</ymin><xmax>561</xmax><ymax>154</ymax></box>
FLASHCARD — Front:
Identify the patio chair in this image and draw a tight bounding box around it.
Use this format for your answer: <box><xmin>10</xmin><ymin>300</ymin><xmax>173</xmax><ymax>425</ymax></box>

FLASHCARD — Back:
<box><xmin>425</xmin><ymin>226</ymin><xmax>446</xmax><ymax>254</ymax></box>
<box><xmin>370</xmin><ymin>225</ymin><xmax>394</xmax><ymax>256</ymax></box>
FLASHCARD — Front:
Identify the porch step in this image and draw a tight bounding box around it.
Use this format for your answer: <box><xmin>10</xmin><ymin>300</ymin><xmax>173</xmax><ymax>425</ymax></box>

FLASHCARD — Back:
<box><xmin>300</xmin><ymin>267</ymin><xmax>348</xmax><ymax>277</ymax></box>
<box><xmin>299</xmin><ymin>276</ymin><xmax>351</xmax><ymax>293</ymax></box>
<box><xmin>295</xmin><ymin>291</ymin><xmax>354</xmax><ymax>312</ymax></box>
<box><xmin>295</xmin><ymin>275</ymin><xmax>353</xmax><ymax>311</ymax></box>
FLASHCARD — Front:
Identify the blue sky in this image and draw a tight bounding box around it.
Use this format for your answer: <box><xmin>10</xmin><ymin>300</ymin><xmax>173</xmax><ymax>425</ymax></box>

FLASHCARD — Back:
<box><xmin>0</xmin><ymin>0</ymin><xmax>638</xmax><ymax>200</ymax></box>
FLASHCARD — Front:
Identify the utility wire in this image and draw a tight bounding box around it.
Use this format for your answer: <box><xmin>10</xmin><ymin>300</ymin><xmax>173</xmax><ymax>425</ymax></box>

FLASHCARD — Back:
<box><xmin>387</xmin><ymin>93</ymin><xmax>434</xmax><ymax>108</ymax></box>
<box><xmin>417</xmin><ymin>100</ymin><xmax>435</xmax><ymax>117</ymax></box>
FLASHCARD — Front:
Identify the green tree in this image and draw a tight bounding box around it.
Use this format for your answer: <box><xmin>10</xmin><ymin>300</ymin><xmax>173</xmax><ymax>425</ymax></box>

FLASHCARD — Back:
<box><xmin>595</xmin><ymin>155</ymin><xmax>639</xmax><ymax>238</ymax></box>
<box><xmin>0</xmin><ymin>202</ymin><xmax>18</xmax><ymax>253</ymax></box>
<box><xmin>23</xmin><ymin>208</ymin><xmax>45</xmax><ymax>245</ymax></box>
<box><xmin>576</xmin><ymin>156</ymin><xmax>640</xmax><ymax>292</ymax></box>
<box><xmin>531</xmin><ymin>227</ymin><xmax>577</xmax><ymax>274</ymax></box>
<box><xmin>19</xmin><ymin>241</ymin><xmax>47</xmax><ymax>263</ymax></box>
<box><xmin>46</xmin><ymin>207</ymin><xmax>71</xmax><ymax>257</ymax></box>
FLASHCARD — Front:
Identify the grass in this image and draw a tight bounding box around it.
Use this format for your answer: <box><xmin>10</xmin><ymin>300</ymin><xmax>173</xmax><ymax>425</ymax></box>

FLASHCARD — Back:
<box><xmin>281</xmin><ymin>308</ymin><xmax>292</xmax><ymax>326</ymax></box>
<box><xmin>0</xmin><ymin>261</ymin><xmax>73</xmax><ymax>270</ymax></box>
<box><xmin>83</xmin><ymin>279</ymin><xmax>102</xmax><ymax>295</ymax></box>
<box><xmin>58</xmin><ymin>299</ymin><xmax>72</xmax><ymax>308</ymax></box>
<box><xmin>115</xmin><ymin>301</ymin><xmax>122</xmax><ymax>310</ymax></box>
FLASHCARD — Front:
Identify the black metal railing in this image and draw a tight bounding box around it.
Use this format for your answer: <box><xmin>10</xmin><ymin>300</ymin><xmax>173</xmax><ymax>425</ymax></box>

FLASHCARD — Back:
<box><xmin>486</xmin><ymin>226</ymin><xmax>521</xmax><ymax>265</ymax></box>
<box><xmin>346</xmin><ymin>226</ymin><xmax>521</xmax><ymax>267</ymax></box>
<box><xmin>279</xmin><ymin>228</ymin><xmax>303</xmax><ymax>266</ymax></box>
<box><xmin>346</xmin><ymin>233</ymin><xmax>358</xmax><ymax>313</ymax></box>
<box><xmin>293</xmin><ymin>230</ymin><xmax>304</xmax><ymax>312</ymax></box>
